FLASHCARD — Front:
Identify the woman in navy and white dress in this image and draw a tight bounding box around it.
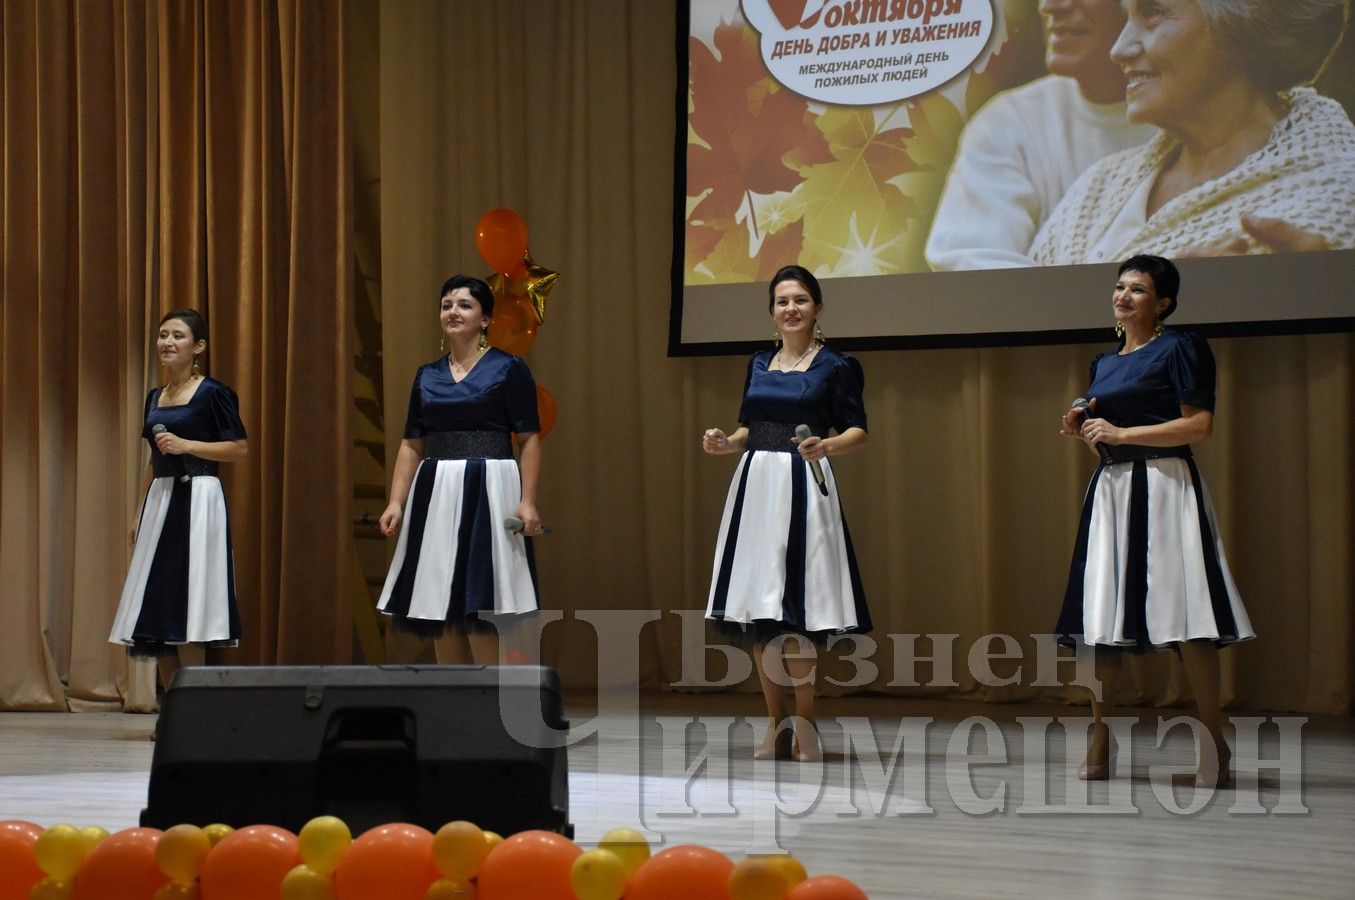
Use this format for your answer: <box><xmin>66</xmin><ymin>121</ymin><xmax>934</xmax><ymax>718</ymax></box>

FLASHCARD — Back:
<box><xmin>1057</xmin><ymin>254</ymin><xmax>1253</xmax><ymax>789</ymax></box>
<box><xmin>377</xmin><ymin>275</ymin><xmax>542</xmax><ymax>665</ymax></box>
<box><xmin>110</xmin><ymin>309</ymin><xmax>248</xmax><ymax>686</ymax></box>
<box><xmin>703</xmin><ymin>265</ymin><xmax>871</xmax><ymax>762</ymax></box>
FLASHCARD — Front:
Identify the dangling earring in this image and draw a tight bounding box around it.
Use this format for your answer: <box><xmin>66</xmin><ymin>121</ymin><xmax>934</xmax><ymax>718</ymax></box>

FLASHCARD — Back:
<box><xmin>814</xmin><ymin>322</ymin><xmax>826</xmax><ymax>343</ymax></box>
<box><xmin>440</xmin><ymin>334</ymin><xmax>447</xmax><ymax>354</ymax></box>
<box><xmin>772</xmin><ymin>329</ymin><xmax>782</xmax><ymax>348</ymax></box>
<box><xmin>478</xmin><ymin>328</ymin><xmax>489</xmax><ymax>351</ymax></box>
<box><xmin>1153</xmin><ymin>318</ymin><xmax>1164</xmax><ymax>336</ymax></box>
<box><xmin>192</xmin><ymin>355</ymin><xmax>201</xmax><ymax>377</ymax></box>
<box><xmin>1114</xmin><ymin>321</ymin><xmax>1125</xmax><ymax>338</ymax></box>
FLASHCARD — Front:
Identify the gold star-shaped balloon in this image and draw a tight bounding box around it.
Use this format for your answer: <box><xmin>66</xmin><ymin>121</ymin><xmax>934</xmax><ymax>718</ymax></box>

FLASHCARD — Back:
<box><xmin>520</xmin><ymin>251</ymin><xmax>558</xmax><ymax>325</ymax></box>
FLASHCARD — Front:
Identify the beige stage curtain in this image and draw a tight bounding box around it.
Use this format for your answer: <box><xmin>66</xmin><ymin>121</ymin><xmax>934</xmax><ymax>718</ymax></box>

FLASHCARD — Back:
<box><xmin>0</xmin><ymin>0</ymin><xmax>352</xmax><ymax>711</ymax></box>
<box><xmin>373</xmin><ymin>0</ymin><xmax>1353</xmax><ymax>715</ymax></box>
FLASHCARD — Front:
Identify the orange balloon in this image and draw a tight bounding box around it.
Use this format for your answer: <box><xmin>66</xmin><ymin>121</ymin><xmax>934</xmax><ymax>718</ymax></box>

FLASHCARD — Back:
<box><xmin>627</xmin><ymin>845</ymin><xmax>734</xmax><ymax>900</ymax></box>
<box><xmin>475</xmin><ymin>209</ymin><xmax>529</xmax><ymax>275</ymax></box>
<box><xmin>71</xmin><ymin>827</ymin><xmax>168</xmax><ymax>900</ymax></box>
<box><xmin>486</xmin><ymin>294</ymin><xmax>538</xmax><ymax>358</ymax></box>
<box><xmin>534</xmin><ymin>385</ymin><xmax>557</xmax><ymax>439</ymax></box>
<box><xmin>475</xmin><ymin>830</ymin><xmax>580</xmax><ymax>900</ymax></box>
<box><xmin>786</xmin><ymin>875</ymin><xmax>868</xmax><ymax>900</ymax></box>
<box><xmin>332</xmin><ymin>823</ymin><xmax>439</xmax><ymax>900</ymax></box>
<box><xmin>199</xmin><ymin>825</ymin><xmax>300</xmax><ymax>900</ymax></box>
<box><xmin>0</xmin><ymin>820</ymin><xmax>44</xmax><ymax>900</ymax></box>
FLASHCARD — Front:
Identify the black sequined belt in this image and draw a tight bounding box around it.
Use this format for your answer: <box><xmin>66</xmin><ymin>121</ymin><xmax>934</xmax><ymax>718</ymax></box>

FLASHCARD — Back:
<box><xmin>1100</xmin><ymin>445</ymin><xmax>1192</xmax><ymax>466</ymax></box>
<box><xmin>152</xmin><ymin>456</ymin><xmax>219</xmax><ymax>478</ymax></box>
<box><xmin>745</xmin><ymin>421</ymin><xmax>826</xmax><ymax>453</ymax></box>
<box><xmin>423</xmin><ymin>430</ymin><xmax>514</xmax><ymax>460</ymax></box>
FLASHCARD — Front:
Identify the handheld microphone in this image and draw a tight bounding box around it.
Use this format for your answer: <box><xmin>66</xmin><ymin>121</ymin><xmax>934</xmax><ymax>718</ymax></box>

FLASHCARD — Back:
<box><xmin>1071</xmin><ymin>398</ymin><xmax>1112</xmax><ymax>465</ymax></box>
<box><xmin>795</xmin><ymin>424</ymin><xmax>830</xmax><ymax>496</ymax></box>
<box><xmin>151</xmin><ymin>424</ymin><xmax>191</xmax><ymax>483</ymax></box>
<box><xmin>504</xmin><ymin>516</ymin><xmax>552</xmax><ymax>535</ymax></box>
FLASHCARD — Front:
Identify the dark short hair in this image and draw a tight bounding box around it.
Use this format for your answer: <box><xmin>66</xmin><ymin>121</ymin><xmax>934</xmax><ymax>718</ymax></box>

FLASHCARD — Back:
<box><xmin>767</xmin><ymin>265</ymin><xmax>823</xmax><ymax>313</ymax></box>
<box><xmin>160</xmin><ymin>308</ymin><xmax>209</xmax><ymax>370</ymax></box>
<box><xmin>1117</xmin><ymin>254</ymin><xmax>1180</xmax><ymax>319</ymax></box>
<box><xmin>440</xmin><ymin>274</ymin><xmax>495</xmax><ymax>318</ymax></box>
<box><xmin>161</xmin><ymin>308</ymin><xmax>207</xmax><ymax>342</ymax></box>
<box><xmin>1198</xmin><ymin>0</ymin><xmax>1350</xmax><ymax>91</ymax></box>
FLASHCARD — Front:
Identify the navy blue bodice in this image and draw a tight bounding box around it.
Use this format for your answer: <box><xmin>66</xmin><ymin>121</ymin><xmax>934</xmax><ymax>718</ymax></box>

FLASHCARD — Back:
<box><xmin>142</xmin><ymin>378</ymin><xmax>246</xmax><ymax>473</ymax></box>
<box><xmin>737</xmin><ymin>347</ymin><xmax>867</xmax><ymax>434</ymax></box>
<box><xmin>1084</xmin><ymin>329</ymin><xmax>1215</xmax><ymax>438</ymax></box>
<box><xmin>403</xmin><ymin>348</ymin><xmax>540</xmax><ymax>437</ymax></box>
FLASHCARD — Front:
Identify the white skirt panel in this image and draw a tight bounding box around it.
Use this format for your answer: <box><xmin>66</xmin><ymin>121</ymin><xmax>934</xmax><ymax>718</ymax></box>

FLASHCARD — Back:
<box><xmin>705</xmin><ymin>450</ymin><xmax>868</xmax><ymax>634</ymax></box>
<box><xmin>109</xmin><ymin>475</ymin><xmax>237</xmax><ymax>647</ymax></box>
<box><xmin>1062</xmin><ymin>458</ymin><xmax>1254</xmax><ymax>649</ymax></box>
<box><xmin>376</xmin><ymin>457</ymin><xmax>537</xmax><ymax>622</ymax></box>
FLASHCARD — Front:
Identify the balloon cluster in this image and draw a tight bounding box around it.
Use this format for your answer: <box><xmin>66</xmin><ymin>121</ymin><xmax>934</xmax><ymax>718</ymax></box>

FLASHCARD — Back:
<box><xmin>474</xmin><ymin>208</ymin><xmax>560</xmax><ymax>439</ymax></box>
<box><xmin>0</xmin><ymin>818</ymin><xmax>869</xmax><ymax>899</ymax></box>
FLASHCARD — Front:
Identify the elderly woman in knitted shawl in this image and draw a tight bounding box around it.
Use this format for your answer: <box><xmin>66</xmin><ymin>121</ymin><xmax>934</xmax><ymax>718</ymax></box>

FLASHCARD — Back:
<box><xmin>1030</xmin><ymin>0</ymin><xmax>1354</xmax><ymax>263</ymax></box>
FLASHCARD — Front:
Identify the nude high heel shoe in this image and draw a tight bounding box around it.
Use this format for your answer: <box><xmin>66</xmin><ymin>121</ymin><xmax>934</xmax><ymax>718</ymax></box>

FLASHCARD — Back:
<box><xmin>1077</xmin><ymin>728</ymin><xmax>1118</xmax><ymax>781</ymax></box>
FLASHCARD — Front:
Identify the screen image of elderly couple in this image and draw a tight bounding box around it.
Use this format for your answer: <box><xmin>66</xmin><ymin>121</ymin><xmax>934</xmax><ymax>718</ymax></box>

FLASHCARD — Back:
<box><xmin>682</xmin><ymin>0</ymin><xmax>1355</xmax><ymax>284</ymax></box>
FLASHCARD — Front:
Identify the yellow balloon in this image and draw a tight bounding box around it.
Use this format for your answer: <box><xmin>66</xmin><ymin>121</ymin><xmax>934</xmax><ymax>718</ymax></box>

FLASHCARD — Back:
<box><xmin>153</xmin><ymin>882</ymin><xmax>200</xmax><ymax>900</ymax></box>
<box><xmin>482</xmin><ymin>831</ymin><xmax>504</xmax><ymax>852</ymax></box>
<box><xmin>156</xmin><ymin>824</ymin><xmax>211</xmax><ymax>882</ymax></box>
<box><xmin>431</xmin><ymin>821</ymin><xmax>490</xmax><ymax>883</ymax></box>
<box><xmin>597</xmin><ymin>827</ymin><xmax>650</xmax><ymax>877</ymax></box>
<box><xmin>29</xmin><ymin>878</ymin><xmax>73</xmax><ymax>900</ymax></box>
<box><xmin>79</xmin><ymin>826</ymin><xmax>110</xmax><ymax>853</ymax></box>
<box><xmin>765</xmin><ymin>854</ymin><xmax>807</xmax><ymax>888</ymax></box>
<box><xmin>569</xmin><ymin>848</ymin><xmax>627</xmax><ymax>900</ymax></box>
<box><xmin>298</xmin><ymin>815</ymin><xmax>352</xmax><ymax>875</ymax></box>
<box><xmin>201</xmin><ymin>823</ymin><xmax>234</xmax><ymax>846</ymax></box>
<box><xmin>34</xmin><ymin>824</ymin><xmax>86</xmax><ymax>880</ymax></box>
<box><xmin>281</xmin><ymin>863</ymin><xmax>336</xmax><ymax>900</ymax></box>
<box><xmin>425</xmin><ymin>878</ymin><xmax>477</xmax><ymax>899</ymax></box>
<box><xmin>729</xmin><ymin>857</ymin><xmax>791</xmax><ymax>900</ymax></box>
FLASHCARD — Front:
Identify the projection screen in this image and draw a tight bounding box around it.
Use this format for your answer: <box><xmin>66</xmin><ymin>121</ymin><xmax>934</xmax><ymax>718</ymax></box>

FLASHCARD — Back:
<box><xmin>671</xmin><ymin>0</ymin><xmax>1355</xmax><ymax>354</ymax></box>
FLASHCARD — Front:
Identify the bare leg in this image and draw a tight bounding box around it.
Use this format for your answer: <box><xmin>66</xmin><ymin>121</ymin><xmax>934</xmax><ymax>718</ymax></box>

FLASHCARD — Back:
<box><xmin>1080</xmin><ymin>645</ymin><xmax>1122</xmax><ymax>779</ymax></box>
<box><xmin>752</xmin><ymin>643</ymin><xmax>791</xmax><ymax>760</ymax></box>
<box><xmin>1178</xmin><ymin>641</ymin><xmax>1231</xmax><ymax>787</ymax></box>
<box><xmin>433</xmin><ymin>629</ymin><xmax>473</xmax><ymax>664</ymax></box>
<box><xmin>782</xmin><ymin>635</ymin><xmax>820</xmax><ymax>762</ymax></box>
<box><xmin>467</xmin><ymin>629</ymin><xmax>500</xmax><ymax>666</ymax></box>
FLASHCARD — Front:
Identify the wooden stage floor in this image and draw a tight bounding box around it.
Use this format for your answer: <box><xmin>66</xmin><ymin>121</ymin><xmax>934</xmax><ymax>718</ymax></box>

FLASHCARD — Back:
<box><xmin>1</xmin><ymin>693</ymin><xmax>1352</xmax><ymax>898</ymax></box>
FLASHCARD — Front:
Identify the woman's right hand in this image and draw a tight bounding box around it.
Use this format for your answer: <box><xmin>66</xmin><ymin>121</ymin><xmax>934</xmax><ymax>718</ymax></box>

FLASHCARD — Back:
<box><xmin>378</xmin><ymin>503</ymin><xmax>403</xmax><ymax>536</ymax></box>
<box><xmin>1061</xmin><ymin>398</ymin><xmax>1093</xmax><ymax>437</ymax></box>
<box><xmin>703</xmin><ymin>428</ymin><xmax>732</xmax><ymax>455</ymax></box>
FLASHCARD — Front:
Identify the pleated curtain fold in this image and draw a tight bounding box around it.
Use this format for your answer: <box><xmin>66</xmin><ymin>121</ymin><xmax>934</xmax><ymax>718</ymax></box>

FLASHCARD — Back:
<box><xmin>0</xmin><ymin>0</ymin><xmax>351</xmax><ymax>711</ymax></box>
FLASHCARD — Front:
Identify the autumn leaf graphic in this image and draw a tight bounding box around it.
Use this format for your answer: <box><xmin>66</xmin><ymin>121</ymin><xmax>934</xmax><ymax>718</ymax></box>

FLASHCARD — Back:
<box><xmin>791</xmin><ymin>106</ymin><xmax>917</xmax><ymax>275</ymax></box>
<box><xmin>689</xmin><ymin>220</ymin><xmax>805</xmax><ymax>286</ymax></box>
<box><xmin>687</xmin><ymin>22</ymin><xmax>830</xmax><ymax>232</ymax></box>
<box><xmin>889</xmin><ymin>92</ymin><xmax>968</xmax><ymax>271</ymax></box>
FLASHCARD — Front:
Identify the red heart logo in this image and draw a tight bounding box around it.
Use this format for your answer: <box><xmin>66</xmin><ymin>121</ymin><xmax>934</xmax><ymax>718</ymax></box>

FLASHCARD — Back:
<box><xmin>767</xmin><ymin>0</ymin><xmax>808</xmax><ymax>30</ymax></box>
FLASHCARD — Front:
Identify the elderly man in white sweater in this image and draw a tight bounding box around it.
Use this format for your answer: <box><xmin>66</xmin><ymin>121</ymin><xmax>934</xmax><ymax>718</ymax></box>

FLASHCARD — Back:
<box><xmin>925</xmin><ymin>0</ymin><xmax>1155</xmax><ymax>271</ymax></box>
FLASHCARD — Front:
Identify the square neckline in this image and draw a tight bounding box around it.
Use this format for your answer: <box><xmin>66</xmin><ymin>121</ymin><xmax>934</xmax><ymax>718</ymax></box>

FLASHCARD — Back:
<box><xmin>156</xmin><ymin>377</ymin><xmax>208</xmax><ymax>408</ymax></box>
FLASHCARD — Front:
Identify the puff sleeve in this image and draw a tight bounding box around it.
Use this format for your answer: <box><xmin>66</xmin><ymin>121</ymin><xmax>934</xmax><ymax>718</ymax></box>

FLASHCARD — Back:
<box><xmin>829</xmin><ymin>356</ymin><xmax>868</xmax><ymax>434</ymax></box>
<box><xmin>504</xmin><ymin>356</ymin><xmax>541</xmax><ymax>435</ymax></box>
<box><xmin>1165</xmin><ymin>332</ymin><xmax>1216</xmax><ymax>412</ymax></box>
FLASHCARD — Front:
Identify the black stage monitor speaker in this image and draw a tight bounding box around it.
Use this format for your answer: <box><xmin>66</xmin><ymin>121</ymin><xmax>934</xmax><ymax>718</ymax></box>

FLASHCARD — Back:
<box><xmin>141</xmin><ymin>665</ymin><xmax>571</xmax><ymax>838</ymax></box>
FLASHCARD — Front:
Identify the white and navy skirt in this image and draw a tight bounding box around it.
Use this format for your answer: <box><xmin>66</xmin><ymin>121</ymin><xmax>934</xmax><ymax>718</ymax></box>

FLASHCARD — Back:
<box><xmin>110</xmin><ymin>475</ymin><xmax>241</xmax><ymax>655</ymax></box>
<box><xmin>377</xmin><ymin>444</ymin><xmax>538</xmax><ymax>635</ymax></box>
<box><xmin>1056</xmin><ymin>454</ymin><xmax>1254</xmax><ymax>650</ymax></box>
<box><xmin>706</xmin><ymin>433</ymin><xmax>871</xmax><ymax>645</ymax></box>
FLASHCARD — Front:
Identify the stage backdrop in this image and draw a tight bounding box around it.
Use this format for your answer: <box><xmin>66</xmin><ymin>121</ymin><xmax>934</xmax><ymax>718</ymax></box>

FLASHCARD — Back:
<box><xmin>375</xmin><ymin>0</ymin><xmax>1352</xmax><ymax>715</ymax></box>
<box><xmin>1</xmin><ymin>0</ymin><xmax>1350</xmax><ymax>718</ymax></box>
<box><xmin>673</xmin><ymin>0</ymin><xmax>1355</xmax><ymax>351</ymax></box>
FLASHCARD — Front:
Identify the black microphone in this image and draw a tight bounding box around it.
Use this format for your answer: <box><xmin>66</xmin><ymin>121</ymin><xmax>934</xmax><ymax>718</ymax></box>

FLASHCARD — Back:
<box><xmin>795</xmin><ymin>424</ymin><xmax>830</xmax><ymax>496</ymax></box>
<box><xmin>504</xmin><ymin>516</ymin><xmax>552</xmax><ymax>535</ymax></box>
<box><xmin>151</xmin><ymin>424</ymin><xmax>191</xmax><ymax>483</ymax></box>
<box><xmin>1071</xmin><ymin>398</ymin><xmax>1112</xmax><ymax>465</ymax></box>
